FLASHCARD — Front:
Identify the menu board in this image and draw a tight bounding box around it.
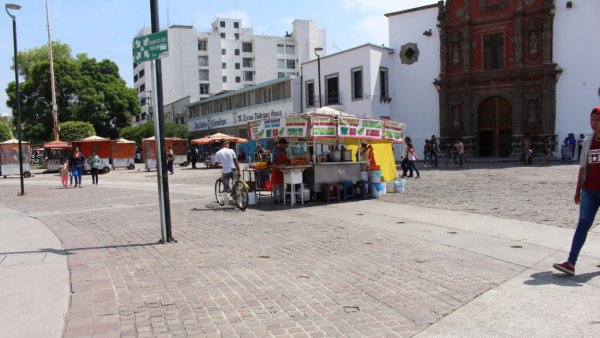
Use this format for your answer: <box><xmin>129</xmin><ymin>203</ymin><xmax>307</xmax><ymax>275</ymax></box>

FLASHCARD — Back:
<box><xmin>382</xmin><ymin>120</ymin><xmax>405</xmax><ymax>142</ymax></box>
<box><xmin>309</xmin><ymin>116</ymin><xmax>337</xmax><ymax>138</ymax></box>
<box><xmin>249</xmin><ymin>117</ymin><xmax>308</xmax><ymax>139</ymax></box>
<box><xmin>337</xmin><ymin>117</ymin><xmax>383</xmax><ymax>139</ymax></box>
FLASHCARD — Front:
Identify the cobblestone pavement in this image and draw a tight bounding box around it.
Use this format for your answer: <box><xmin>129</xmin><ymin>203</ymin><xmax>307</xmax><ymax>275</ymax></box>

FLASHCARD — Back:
<box><xmin>0</xmin><ymin>164</ymin><xmax>575</xmax><ymax>337</ymax></box>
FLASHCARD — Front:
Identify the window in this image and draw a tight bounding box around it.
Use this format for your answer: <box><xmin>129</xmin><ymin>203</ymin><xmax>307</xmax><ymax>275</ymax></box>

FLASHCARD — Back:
<box><xmin>133</xmin><ymin>62</ymin><xmax>137</xmax><ymax>69</ymax></box>
<box><xmin>198</xmin><ymin>55</ymin><xmax>208</xmax><ymax>66</ymax></box>
<box><xmin>220</xmin><ymin>21</ymin><xmax>225</xmax><ymax>28</ymax></box>
<box><xmin>222</xmin><ymin>48</ymin><xmax>226</xmax><ymax>55</ymax></box>
<box><xmin>277</xmin><ymin>44</ymin><xmax>285</xmax><ymax>54</ymax></box>
<box><xmin>220</xmin><ymin>32</ymin><xmax>226</xmax><ymax>39</ymax></box>
<box><xmin>235</xmin><ymin>76</ymin><xmax>241</xmax><ymax>83</ymax></box>
<box><xmin>198</xmin><ymin>39</ymin><xmax>207</xmax><ymax>51</ymax></box>
<box><xmin>286</xmin><ymin>59</ymin><xmax>296</xmax><ymax>69</ymax></box>
<box><xmin>379</xmin><ymin>67</ymin><xmax>389</xmax><ymax>98</ymax></box>
<box><xmin>243</xmin><ymin>71</ymin><xmax>254</xmax><ymax>81</ymax></box>
<box><xmin>286</xmin><ymin>44</ymin><xmax>295</xmax><ymax>54</ymax></box>
<box><xmin>222</xmin><ymin>62</ymin><xmax>227</xmax><ymax>69</ymax></box>
<box><xmin>242</xmin><ymin>42</ymin><xmax>253</xmax><ymax>53</ymax></box>
<box><xmin>223</xmin><ymin>76</ymin><xmax>227</xmax><ymax>83</ymax></box>
<box><xmin>199</xmin><ymin>84</ymin><xmax>209</xmax><ymax>95</ymax></box>
<box><xmin>306</xmin><ymin>81</ymin><xmax>315</xmax><ymax>107</ymax></box>
<box><xmin>134</xmin><ymin>74</ymin><xmax>138</xmax><ymax>82</ymax></box>
<box><xmin>351</xmin><ymin>67</ymin><xmax>363</xmax><ymax>100</ymax></box>
<box><xmin>483</xmin><ymin>33</ymin><xmax>504</xmax><ymax>70</ymax></box>
<box><xmin>277</xmin><ymin>59</ymin><xmax>285</xmax><ymax>68</ymax></box>
<box><xmin>235</xmin><ymin>49</ymin><xmax>240</xmax><ymax>56</ymax></box>
<box><xmin>325</xmin><ymin>75</ymin><xmax>340</xmax><ymax>105</ymax></box>
<box><xmin>243</xmin><ymin>57</ymin><xmax>253</xmax><ymax>68</ymax></box>
<box><xmin>234</xmin><ymin>33</ymin><xmax>240</xmax><ymax>40</ymax></box>
<box><xmin>139</xmin><ymin>69</ymin><xmax>145</xmax><ymax>78</ymax></box>
<box><xmin>234</xmin><ymin>21</ymin><xmax>239</xmax><ymax>29</ymax></box>
<box><xmin>199</xmin><ymin>70</ymin><xmax>209</xmax><ymax>81</ymax></box>
<box><xmin>139</xmin><ymin>83</ymin><xmax>146</xmax><ymax>92</ymax></box>
<box><xmin>278</xmin><ymin>72</ymin><xmax>286</xmax><ymax>78</ymax></box>
<box><xmin>235</xmin><ymin>63</ymin><xmax>240</xmax><ymax>69</ymax></box>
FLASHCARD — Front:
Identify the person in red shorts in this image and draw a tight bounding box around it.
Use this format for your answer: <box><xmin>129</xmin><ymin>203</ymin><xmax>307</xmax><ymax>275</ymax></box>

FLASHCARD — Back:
<box><xmin>554</xmin><ymin>106</ymin><xmax>600</xmax><ymax>276</ymax></box>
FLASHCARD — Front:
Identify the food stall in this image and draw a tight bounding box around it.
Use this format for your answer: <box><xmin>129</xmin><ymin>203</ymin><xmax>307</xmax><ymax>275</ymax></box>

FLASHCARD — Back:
<box><xmin>248</xmin><ymin>110</ymin><xmax>404</xmax><ymax>200</ymax></box>
<box><xmin>43</xmin><ymin>140</ymin><xmax>71</xmax><ymax>172</ymax></box>
<box><xmin>142</xmin><ymin>136</ymin><xmax>189</xmax><ymax>171</ymax></box>
<box><xmin>111</xmin><ymin>138</ymin><xmax>136</xmax><ymax>170</ymax></box>
<box><xmin>71</xmin><ymin>136</ymin><xmax>112</xmax><ymax>173</ymax></box>
<box><xmin>0</xmin><ymin>139</ymin><xmax>31</xmax><ymax>178</ymax></box>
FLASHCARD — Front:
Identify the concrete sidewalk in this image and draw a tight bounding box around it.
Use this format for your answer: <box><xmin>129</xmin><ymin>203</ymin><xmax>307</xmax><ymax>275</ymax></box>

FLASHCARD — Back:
<box><xmin>2</xmin><ymin>172</ymin><xmax>600</xmax><ymax>337</ymax></box>
<box><xmin>0</xmin><ymin>206</ymin><xmax>69</xmax><ymax>338</ymax></box>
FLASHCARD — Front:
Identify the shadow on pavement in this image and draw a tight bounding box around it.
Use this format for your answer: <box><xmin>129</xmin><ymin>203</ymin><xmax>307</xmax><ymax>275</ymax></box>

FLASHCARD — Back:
<box><xmin>524</xmin><ymin>270</ymin><xmax>600</xmax><ymax>287</ymax></box>
<box><xmin>0</xmin><ymin>242</ymin><xmax>159</xmax><ymax>256</ymax></box>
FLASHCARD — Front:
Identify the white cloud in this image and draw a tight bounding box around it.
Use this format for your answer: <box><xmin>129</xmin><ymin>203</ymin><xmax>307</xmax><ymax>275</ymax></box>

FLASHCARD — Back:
<box><xmin>343</xmin><ymin>0</ymin><xmax>437</xmax><ymax>13</ymax></box>
<box><xmin>354</xmin><ymin>14</ymin><xmax>389</xmax><ymax>45</ymax></box>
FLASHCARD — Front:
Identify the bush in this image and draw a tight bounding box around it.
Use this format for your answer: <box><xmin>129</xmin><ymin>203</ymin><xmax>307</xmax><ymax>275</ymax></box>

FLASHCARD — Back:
<box><xmin>59</xmin><ymin>121</ymin><xmax>96</xmax><ymax>141</ymax></box>
<box><xmin>0</xmin><ymin>121</ymin><xmax>13</xmax><ymax>142</ymax></box>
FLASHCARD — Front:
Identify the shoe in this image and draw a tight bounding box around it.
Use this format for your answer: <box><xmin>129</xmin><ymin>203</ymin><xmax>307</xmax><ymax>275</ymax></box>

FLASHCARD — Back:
<box><xmin>79</xmin><ymin>185</ymin><xmax>82</xmax><ymax>188</ymax></box>
<box><xmin>553</xmin><ymin>261</ymin><xmax>575</xmax><ymax>276</ymax></box>
<box><xmin>415</xmin><ymin>175</ymin><xmax>420</xmax><ymax>178</ymax></box>
<box><xmin>406</xmin><ymin>175</ymin><xmax>413</xmax><ymax>178</ymax></box>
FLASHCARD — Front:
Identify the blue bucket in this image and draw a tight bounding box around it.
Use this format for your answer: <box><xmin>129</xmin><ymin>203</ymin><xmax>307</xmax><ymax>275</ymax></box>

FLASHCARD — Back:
<box><xmin>369</xmin><ymin>169</ymin><xmax>382</xmax><ymax>183</ymax></box>
<box><xmin>370</xmin><ymin>183</ymin><xmax>381</xmax><ymax>198</ymax></box>
<box><xmin>394</xmin><ymin>179</ymin><xmax>405</xmax><ymax>193</ymax></box>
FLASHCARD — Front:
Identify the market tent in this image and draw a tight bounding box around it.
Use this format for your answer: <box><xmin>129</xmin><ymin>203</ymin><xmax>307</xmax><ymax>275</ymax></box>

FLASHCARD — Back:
<box><xmin>191</xmin><ymin>132</ymin><xmax>248</xmax><ymax>145</ymax></box>
<box><xmin>81</xmin><ymin>135</ymin><xmax>109</xmax><ymax>141</ymax></box>
<box><xmin>300</xmin><ymin>106</ymin><xmax>352</xmax><ymax>118</ymax></box>
<box><xmin>1</xmin><ymin>138</ymin><xmax>21</xmax><ymax>144</ymax></box>
<box><xmin>116</xmin><ymin>138</ymin><xmax>135</xmax><ymax>143</ymax></box>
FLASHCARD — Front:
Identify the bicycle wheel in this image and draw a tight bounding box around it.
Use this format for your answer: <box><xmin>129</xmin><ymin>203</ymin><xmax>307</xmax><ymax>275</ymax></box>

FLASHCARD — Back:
<box><xmin>215</xmin><ymin>178</ymin><xmax>225</xmax><ymax>206</ymax></box>
<box><xmin>233</xmin><ymin>181</ymin><xmax>249</xmax><ymax>210</ymax></box>
<box><xmin>445</xmin><ymin>156</ymin><xmax>455</xmax><ymax>169</ymax></box>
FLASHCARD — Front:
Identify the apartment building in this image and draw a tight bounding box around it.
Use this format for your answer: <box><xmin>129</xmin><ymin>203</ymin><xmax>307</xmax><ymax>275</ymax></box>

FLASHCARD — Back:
<box><xmin>132</xmin><ymin>18</ymin><xmax>325</xmax><ymax>125</ymax></box>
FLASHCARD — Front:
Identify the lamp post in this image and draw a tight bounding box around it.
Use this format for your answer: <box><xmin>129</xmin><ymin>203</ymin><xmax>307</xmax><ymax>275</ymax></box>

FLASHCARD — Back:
<box><xmin>45</xmin><ymin>0</ymin><xmax>59</xmax><ymax>141</ymax></box>
<box><xmin>6</xmin><ymin>3</ymin><xmax>25</xmax><ymax>196</ymax></box>
<box><xmin>314</xmin><ymin>47</ymin><xmax>323</xmax><ymax>108</ymax></box>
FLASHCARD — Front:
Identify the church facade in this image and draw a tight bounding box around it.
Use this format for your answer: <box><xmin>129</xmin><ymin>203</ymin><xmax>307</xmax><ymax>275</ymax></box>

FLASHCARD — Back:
<box><xmin>436</xmin><ymin>0</ymin><xmax>560</xmax><ymax>156</ymax></box>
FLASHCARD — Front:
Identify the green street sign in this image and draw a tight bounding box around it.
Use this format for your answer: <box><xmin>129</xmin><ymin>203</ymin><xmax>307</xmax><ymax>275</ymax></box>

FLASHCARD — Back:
<box><xmin>133</xmin><ymin>30</ymin><xmax>169</xmax><ymax>63</ymax></box>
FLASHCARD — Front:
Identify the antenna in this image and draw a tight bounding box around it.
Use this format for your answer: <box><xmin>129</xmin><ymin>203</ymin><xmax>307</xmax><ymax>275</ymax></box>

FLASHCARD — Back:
<box><xmin>332</xmin><ymin>42</ymin><xmax>341</xmax><ymax>52</ymax></box>
<box><xmin>166</xmin><ymin>0</ymin><xmax>170</xmax><ymax>27</ymax></box>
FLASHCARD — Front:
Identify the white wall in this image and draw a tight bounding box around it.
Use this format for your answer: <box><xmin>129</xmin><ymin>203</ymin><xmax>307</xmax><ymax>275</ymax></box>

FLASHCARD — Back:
<box><xmin>387</xmin><ymin>6</ymin><xmax>440</xmax><ymax>158</ymax></box>
<box><xmin>554</xmin><ymin>0</ymin><xmax>600</xmax><ymax>142</ymax></box>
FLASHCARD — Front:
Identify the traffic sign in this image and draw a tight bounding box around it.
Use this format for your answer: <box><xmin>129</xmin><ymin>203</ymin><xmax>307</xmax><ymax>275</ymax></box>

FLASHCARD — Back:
<box><xmin>133</xmin><ymin>30</ymin><xmax>169</xmax><ymax>63</ymax></box>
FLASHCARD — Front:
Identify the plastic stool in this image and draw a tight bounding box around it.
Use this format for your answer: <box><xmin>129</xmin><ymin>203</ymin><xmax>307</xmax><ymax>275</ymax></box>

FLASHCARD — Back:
<box><xmin>283</xmin><ymin>183</ymin><xmax>304</xmax><ymax>206</ymax></box>
<box><xmin>338</xmin><ymin>180</ymin><xmax>355</xmax><ymax>201</ymax></box>
<box><xmin>354</xmin><ymin>180</ymin><xmax>369</xmax><ymax>200</ymax></box>
<box><xmin>321</xmin><ymin>183</ymin><xmax>341</xmax><ymax>202</ymax></box>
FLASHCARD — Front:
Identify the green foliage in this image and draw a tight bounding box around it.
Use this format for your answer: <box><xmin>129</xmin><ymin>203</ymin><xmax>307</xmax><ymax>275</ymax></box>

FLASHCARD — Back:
<box><xmin>5</xmin><ymin>42</ymin><xmax>140</xmax><ymax>144</ymax></box>
<box><xmin>59</xmin><ymin>121</ymin><xmax>96</xmax><ymax>141</ymax></box>
<box><xmin>120</xmin><ymin>121</ymin><xmax>188</xmax><ymax>145</ymax></box>
<box><xmin>0</xmin><ymin>121</ymin><xmax>13</xmax><ymax>142</ymax></box>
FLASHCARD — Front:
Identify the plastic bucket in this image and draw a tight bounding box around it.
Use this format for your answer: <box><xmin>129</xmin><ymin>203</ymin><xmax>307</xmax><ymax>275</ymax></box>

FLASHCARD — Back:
<box><xmin>359</xmin><ymin>170</ymin><xmax>369</xmax><ymax>181</ymax></box>
<box><xmin>369</xmin><ymin>169</ymin><xmax>382</xmax><ymax>183</ymax></box>
<box><xmin>370</xmin><ymin>183</ymin><xmax>381</xmax><ymax>198</ymax></box>
<box><xmin>386</xmin><ymin>182</ymin><xmax>395</xmax><ymax>193</ymax></box>
<box><xmin>303</xmin><ymin>184</ymin><xmax>311</xmax><ymax>201</ymax></box>
<box><xmin>248</xmin><ymin>191</ymin><xmax>257</xmax><ymax>205</ymax></box>
<box><xmin>394</xmin><ymin>179</ymin><xmax>405</xmax><ymax>193</ymax></box>
<box><xmin>379</xmin><ymin>183</ymin><xmax>386</xmax><ymax>196</ymax></box>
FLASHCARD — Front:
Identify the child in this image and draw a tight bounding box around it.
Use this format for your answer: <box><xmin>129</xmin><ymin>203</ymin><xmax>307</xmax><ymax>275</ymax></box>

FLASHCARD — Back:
<box><xmin>59</xmin><ymin>159</ymin><xmax>69</xmax><ymax>188</ymax></box>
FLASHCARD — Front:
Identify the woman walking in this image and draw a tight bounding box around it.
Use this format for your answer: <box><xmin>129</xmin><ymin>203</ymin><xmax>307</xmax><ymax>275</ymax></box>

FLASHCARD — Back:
<box><xmin>69</xmin><ymin>147</ymin><xmax>85</xmax><ymax>188</ymax></box>
<box><xmin>406</xmin><ymin>138</ymin><xmax>420</xmax><ymax>178</ymax></box>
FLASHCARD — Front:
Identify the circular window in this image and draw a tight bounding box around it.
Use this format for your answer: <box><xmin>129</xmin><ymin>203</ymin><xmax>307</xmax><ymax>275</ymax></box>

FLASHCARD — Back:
<box><xmin>400</xmin><ymin>43</ymin><xmax>419</xmax><ymax>65</ymax></box>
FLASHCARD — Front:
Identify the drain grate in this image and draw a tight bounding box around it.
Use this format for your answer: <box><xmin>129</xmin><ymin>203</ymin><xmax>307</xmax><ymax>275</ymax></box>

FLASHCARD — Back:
<box><xmin>448</xmin><ymin>231</ymin><xmax>458</xmax><ymax>234</ymax></box>
<box><xmin>257</xmin><ymin>255</ymin><xmax>270</xmax><ymax>259</ymax></box>
<box><xmin>343</xmin><ymin>306</ymin><xmax>360</xmax><ymax>313</ymax></box>
<box><xmin>510</xmin><ymin>245</ymin><xmax>523</xmax><ymax>249</ymax></box>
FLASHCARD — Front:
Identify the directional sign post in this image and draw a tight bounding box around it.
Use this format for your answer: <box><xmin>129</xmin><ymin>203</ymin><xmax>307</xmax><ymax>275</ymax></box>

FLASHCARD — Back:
<box><xmin>133</xmin><ymin>30</ymin><xmax>168</xmax><ymax>63</ymax></box>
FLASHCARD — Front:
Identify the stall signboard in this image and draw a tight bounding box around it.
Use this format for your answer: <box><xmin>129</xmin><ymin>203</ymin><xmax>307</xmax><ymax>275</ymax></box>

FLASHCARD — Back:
<box><xmin>382</xmin><ymin>120</ymin><xmax>405</xmax><ymax>142</ymax></box>
<box><xmin>337</xmin><ymin>117</ymin><xmax>383</xmax><ymax>139</ymax></box>
<box><xmin>309</xmin><ymin>116</ymin><xmax>337</xmax><ymax>138</ymax></box>
<box><xmin>249</xmin><ymin>117</ymin><xmax>307</xmax><ymax>139</ymax></box>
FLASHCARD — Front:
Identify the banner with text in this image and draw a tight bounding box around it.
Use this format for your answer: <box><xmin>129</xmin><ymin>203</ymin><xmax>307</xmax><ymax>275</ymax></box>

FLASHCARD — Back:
<box><xmin>336</xmin><ymin>117</ymin><xmax>383</xmax><ymax>139</ymax></box>
<box><xmin>382</xmin><ymin>120</ymin><xmax>405</xmax><ymax>142</ymax></box>
<box><xmin>309</xmin><ymin>116</ymin><xmax>337</xmax><ymax>138</ymax></box>
<box><xmin>248</xmin><ymin>117</ymin><xmax>308</xmax><ymax>140</ymax></box>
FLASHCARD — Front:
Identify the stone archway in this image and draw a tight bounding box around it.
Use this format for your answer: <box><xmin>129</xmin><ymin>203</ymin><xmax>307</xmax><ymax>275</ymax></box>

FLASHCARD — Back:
<box><xmin>477</xmin><ymin>96</ymin><xmax>513</xmax><ymax>157</ymax></box>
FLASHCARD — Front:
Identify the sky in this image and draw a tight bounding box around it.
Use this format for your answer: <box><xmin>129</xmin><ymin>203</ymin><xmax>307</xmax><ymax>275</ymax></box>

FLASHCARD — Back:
<box><xmin>0</xmin><ymin>0</ymin><xmax>436</xmax><ymax>116</ymax></box>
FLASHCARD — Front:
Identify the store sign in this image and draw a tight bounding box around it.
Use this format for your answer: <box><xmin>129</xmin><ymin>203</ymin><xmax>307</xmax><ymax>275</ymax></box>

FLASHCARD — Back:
<box><xmin>358</xmin><ymin>118</ymin><xmax>383</xmax><ymax>139</ymax></box>
<box><xmin>235</xmin><ymin>110</ymin><xmax>284</xmax><ymax>124</ymax></box>
<box><xmin>248</xmin><ymin>117</ymin><xmax>307</xmax><ymax>139</ymax></box>
<box><xmin>192</xmin><ymin>116</ymin><xmax>232</xmax><ymax>131</ymax></box>
<box><xmin>337</xmin><ymin>116</ymin><xmax>360</xmax><ymax>138</ymax></box>
<box><xmin>383</xmin><ymin>120</ymin><xmax>405</xmax><ymax>142</ymax></box>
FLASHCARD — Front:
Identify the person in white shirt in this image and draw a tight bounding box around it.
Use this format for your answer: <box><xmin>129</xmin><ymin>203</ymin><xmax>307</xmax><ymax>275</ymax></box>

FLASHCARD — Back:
<box><xmin>213</xmin><ymin>140</ymin><xmax>240</xmax><ymax>192</ymax></box>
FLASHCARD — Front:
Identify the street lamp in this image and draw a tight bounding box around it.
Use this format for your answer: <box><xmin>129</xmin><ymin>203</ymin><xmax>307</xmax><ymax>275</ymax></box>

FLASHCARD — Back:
<box><xmin>314</xmin><ymin>47</ymin><xmax>323</xmax><ymax>108</ymax></box>
<box><xmin>6</xmin><ymin>2</ymin><xmax>25</xmax><ymax>196</ymax></box>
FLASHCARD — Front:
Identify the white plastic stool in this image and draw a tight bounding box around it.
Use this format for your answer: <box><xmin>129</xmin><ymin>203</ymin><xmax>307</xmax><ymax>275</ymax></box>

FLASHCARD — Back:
<box><xmin>283</xmin><ymin>183</ymin><xmax>304</xmax><ymax>206</ymax></box>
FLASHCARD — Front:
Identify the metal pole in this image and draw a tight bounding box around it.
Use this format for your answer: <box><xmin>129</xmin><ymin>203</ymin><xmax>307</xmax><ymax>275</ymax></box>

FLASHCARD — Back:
<box><xmin>317</xmin><ymin>54</ymin><xmax>322</xmax><ymax>108</ymax></box>
<box><xmin>150</xmin><ymin>0</ymin><xmax>174</xmax><ymax>243</ymax></box>
<box><xmin>8</xmin><ymin>9</ymin><xmax>25</xmax><ymax>196</ymax></box>
<box><xmin>45</xmin><ymin>0</ymin><xmax>59</xmax><ymax>141</ymax></box>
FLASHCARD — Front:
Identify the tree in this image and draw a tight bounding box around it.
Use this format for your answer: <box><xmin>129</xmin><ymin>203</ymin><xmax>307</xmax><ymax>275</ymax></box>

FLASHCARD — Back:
<box><xmin>0</xmin><ymin>121</ymin><xmax>13</xmax><ymax>142</ymax></box>
<box><xmin>120</xmin><ymin>121</ymin><xmax>188</xmax><ymax>145</ymax></box>
<box><xmin>4</xmin><ymin>42</ymin><xmax>140</xmax><ymax>144</ymax></box>
<box><xmin>59</xmin><ymin>121</ymin><xmax>95</xmax><ymax>141</ymax></box>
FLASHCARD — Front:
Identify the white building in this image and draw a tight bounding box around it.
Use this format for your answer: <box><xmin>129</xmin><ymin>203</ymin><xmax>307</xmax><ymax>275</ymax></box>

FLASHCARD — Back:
<box><xmin>554</xmin><ymin>0</ymin><xmax>600</xmax><ymax>144</ymax></box>
<box><xmin>186</xmin><ymin>77</ymin><xmax>302</xmax><ymax>141</ymax></box>
<box><xmin>132</xmin><ymin>19</ymin><xmax>325</xmax><ymax>125</ymax></box>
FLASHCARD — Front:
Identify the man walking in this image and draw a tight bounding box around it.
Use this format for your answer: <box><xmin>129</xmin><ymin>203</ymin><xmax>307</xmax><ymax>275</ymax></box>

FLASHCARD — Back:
<box><xmin>554</xmin><ymin>107</ymin><xmax>600</xmax><ymax>276</ymax></box>
<box><xmin>166</xmin><ymin>146</ymin><xmax>175</xmax><ymax>175</ymax></box>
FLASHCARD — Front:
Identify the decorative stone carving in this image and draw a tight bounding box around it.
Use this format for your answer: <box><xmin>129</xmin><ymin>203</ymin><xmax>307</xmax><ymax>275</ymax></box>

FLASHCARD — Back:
<box><xmin>452</xmin><ymin>42</ymin><xmax>461</xmax><ymax>65</ymax></box>
<box><xmin>479</xmin><ymin>0</ymin><xmax>509</xmax><ymax>11</ymax></box>
<box><xmin>400</xmin><ymin>43</ymin><xmax>419</xmax><ymax>65</ymax></box>
<box><xmin>451</xmin><ymin>104</ymin><xmax>463</xmax><ymax>131</ymax></box>
<box><xmin>525</xmin><ymin>95</ymin><xmax>540</xmax><ymax>128</ymax></box>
